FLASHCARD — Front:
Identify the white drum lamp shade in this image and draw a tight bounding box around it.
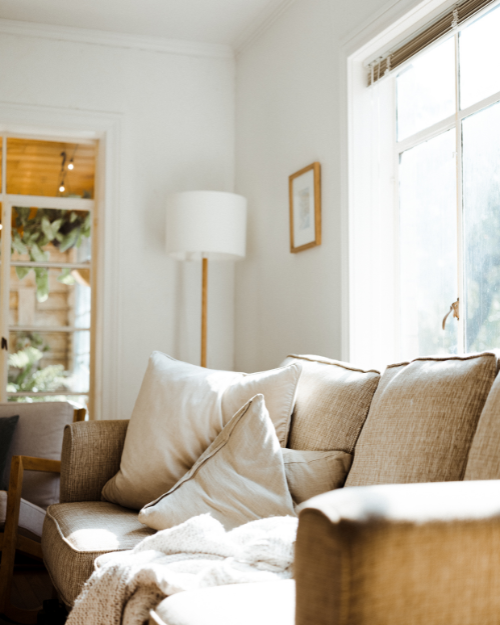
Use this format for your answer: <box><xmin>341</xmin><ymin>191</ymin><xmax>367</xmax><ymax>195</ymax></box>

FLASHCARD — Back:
<box><xmin>166</xmin><ymin>191</ymin><xmax>247</xmax><ymax>261</ymax></box>
<box><xmin>166</xmin><ymin>190</ymin><xmax>247</xmax><ymax>368</ymax></box>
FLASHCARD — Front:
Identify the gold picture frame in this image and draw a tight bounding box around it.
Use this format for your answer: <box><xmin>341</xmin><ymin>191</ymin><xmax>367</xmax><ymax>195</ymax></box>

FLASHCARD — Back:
<box><xmin>288</xmin><ymin>162</ymin><xmax>321</xmax><ymax>253</ymax></box>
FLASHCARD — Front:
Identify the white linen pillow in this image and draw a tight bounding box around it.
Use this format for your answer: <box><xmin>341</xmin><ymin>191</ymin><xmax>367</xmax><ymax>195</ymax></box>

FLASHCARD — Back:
<box><xmin>281</xmin><ymin>449</ymin><xmax>352</xmax><ymax>505</ymax></box>
<box><xmin>102</xmin><ymin>352</ymin><xmax>301</xmax><ymax>510</ymax></box>
<box><xmin>139</xmin><ymin>395</ymin><xmax>296</xmax><ymax>530</ymax></box>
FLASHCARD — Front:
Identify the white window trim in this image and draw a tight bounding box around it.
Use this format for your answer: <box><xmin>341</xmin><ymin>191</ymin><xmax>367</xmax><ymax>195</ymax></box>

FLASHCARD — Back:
<box><xmin>0</xmin><ymin>101</ymin><xmax>122</xmax><ymax>420</ymax></box>
<box><xmin>341</xmin><ymin>0</ymin><xmax>500</xmax><ymax>370</ymax></box>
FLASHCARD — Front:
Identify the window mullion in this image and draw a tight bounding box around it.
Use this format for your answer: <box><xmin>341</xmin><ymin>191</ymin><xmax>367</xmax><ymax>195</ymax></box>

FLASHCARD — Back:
<box><xmin>454</xmin><ymin>31</ymin><xmax>465</xmax><ymax>355</ymax></box>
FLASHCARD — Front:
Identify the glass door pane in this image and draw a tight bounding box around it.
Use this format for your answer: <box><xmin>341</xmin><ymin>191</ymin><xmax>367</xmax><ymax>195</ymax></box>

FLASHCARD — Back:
<box><xmin>463</xmin><ymin>101</ymin><xmax>500</xmax><ymax>351</ymax></box>
<box><xmin>399</xmin><ymin>129</ymin><xmax>458</xmax><ymax>359</ymax></box>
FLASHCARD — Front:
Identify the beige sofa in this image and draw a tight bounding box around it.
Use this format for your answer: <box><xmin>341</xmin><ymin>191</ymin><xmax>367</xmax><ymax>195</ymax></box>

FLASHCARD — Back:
<box><xmin>41</xmin><ymin>352</ymin><xmax>500</xmax><ymax>623</ymax></box>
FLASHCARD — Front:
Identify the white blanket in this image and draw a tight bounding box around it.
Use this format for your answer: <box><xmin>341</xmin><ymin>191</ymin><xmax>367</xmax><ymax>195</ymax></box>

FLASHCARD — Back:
<box><xmin>66</xmin><ymin>514</ymin><xmax>298</xmax><ymax>625</ymax></box>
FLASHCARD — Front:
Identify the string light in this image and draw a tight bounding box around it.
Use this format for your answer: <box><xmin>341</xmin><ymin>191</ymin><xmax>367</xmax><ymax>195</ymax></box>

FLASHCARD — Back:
<box><xmin>59</xmin><ymin>183</ymin><xmax>65</xmax><ymax>193</ymax></box>
<box><xmin>68</xmin><ymin>160</ymin><xmax>74</xmax><ymax>170</ymax></box>
<box><xmin>0</xmin><ymin>224</ymin><xmax>3</xmax><ymax>230</ymax></box>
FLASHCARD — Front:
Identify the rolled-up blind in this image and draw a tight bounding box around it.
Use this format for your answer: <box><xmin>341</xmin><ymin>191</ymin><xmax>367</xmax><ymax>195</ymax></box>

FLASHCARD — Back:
<box><xmin>367</xmin><ymin>0</ymin><xmax>496</xmax><ymax>85</ymax></box>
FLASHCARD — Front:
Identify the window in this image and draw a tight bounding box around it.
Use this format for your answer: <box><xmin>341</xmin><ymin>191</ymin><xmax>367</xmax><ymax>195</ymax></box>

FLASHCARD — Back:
<box><xmin>347</xmin><ymin>0</ymin><xmax>500</xmax><ymax>368</ymax></box>
<box><xmin>396</xmin><ymin>4</ymin><xmax>500</xmax><ymax>360</ymax></box>
<box><xmin>0</xmin><ymin>137</ymin><xmax>97</xmax><ymax>411</ymax></box>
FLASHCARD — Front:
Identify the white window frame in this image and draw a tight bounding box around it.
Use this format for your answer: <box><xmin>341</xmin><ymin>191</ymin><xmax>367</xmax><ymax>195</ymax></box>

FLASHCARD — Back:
<box><xmin>0</xmin><ymin>102</ymin><xmax>122</xmax><ymax>419</ymax></box>
<box><xmin>343</xmin><ymin>0</ymin><xmax>500</xmax><ymax>370</ymax></box>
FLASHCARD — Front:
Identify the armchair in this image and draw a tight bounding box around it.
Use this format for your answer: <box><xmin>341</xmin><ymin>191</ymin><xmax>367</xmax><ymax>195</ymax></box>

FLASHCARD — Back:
<box><xmin>0</xmin><ymin>403</ymin><xmax>85</xmax><ymax>623</ymax></box>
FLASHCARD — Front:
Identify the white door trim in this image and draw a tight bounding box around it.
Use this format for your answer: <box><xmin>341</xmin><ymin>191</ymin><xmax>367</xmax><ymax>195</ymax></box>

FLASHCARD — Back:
<box><xmin>0</xmin><ymin>100</ymin><xmax>123</xmax><ymax>420</ymax></box>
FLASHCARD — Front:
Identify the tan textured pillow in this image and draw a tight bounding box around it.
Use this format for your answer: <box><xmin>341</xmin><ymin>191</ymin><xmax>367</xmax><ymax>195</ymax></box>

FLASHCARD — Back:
<box><xmin>281</xmin><ymin>449</ymin><xmax>352</xmax><ymax>504</ymax></box>
<box><xmin>102</xmin><ymin>352</ymin><xmax>301</xmax><ymax>510</ymax></box>
<box><xmin>345</xmin><ymin>352</ymin><xmax>499</xmax><ymax>488</ymax></box>
<box><xmin>281</xmin><ymin>355</ymin><xmax>380</xmax><ymax>452</ymax></box>
<box><xmin>465</xmin><ymin>372</ymin><xmax>500</xmax><ymax>480</ymax></box>
<box><xmin>139</xmin><ymin>395</ymin><xmax>296</xmax><ymax>530</ymax></box>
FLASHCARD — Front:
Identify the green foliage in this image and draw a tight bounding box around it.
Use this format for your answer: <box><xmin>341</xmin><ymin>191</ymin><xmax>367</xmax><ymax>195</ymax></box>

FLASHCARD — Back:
<box><xmin>10</xmin><ymin>208</ymin><xmax>91</xmax><ymax>301</ymax></box>
<box><xmin>7</xmin><ymin>332</ymin><xmax>68</xmax><ymax>397</ymax></box>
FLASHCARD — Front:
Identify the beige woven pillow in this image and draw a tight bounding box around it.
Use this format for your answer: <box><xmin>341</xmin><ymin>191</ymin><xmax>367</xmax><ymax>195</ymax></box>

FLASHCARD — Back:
<box><xmin>139</xmin><ymin>395</ymin><xmax>296</xmax><ymax>530</ymax></box>
<box><xmin>281</xmin><ymin>449</ymin><xmax>352</xmax><ymax>505</ymax></box>
<box><xmin>345</xmin><ymin>352</ymin><xmax>499</xmax><ymax>488</ymax></box>
<box><xmin>465</xmin><ymin>372</ymin><xmax>500</xmax><ymax>480</ymax></box>
<box><xmin>281</xmin><ymin>355</ymin><xmax>380</xmax><ymax>452</ymax></box>
<box><xmin>102</xmin><ymin>352</ymin><xmax>301</xmax><ymax>510</ymax></box>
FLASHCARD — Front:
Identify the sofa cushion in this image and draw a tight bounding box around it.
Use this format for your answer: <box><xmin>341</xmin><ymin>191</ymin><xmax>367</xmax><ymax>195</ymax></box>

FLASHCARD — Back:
<box><xmin>0</xmin><ymin>402</ymin><xmax>75</xmax><ymax>509</ymax></box>
<box><xmin>345</xmin><ymin>352</ymin><xmax>499</xmax><ymax>487</ymax></box>
<box><xmin>0</xmin><ymin>490</ymin><xmax>45</xmax><ymax>541</ymax></box>
<box><xmin>41</xmin><ymin>501</ymin><xmax>155</xmax><ymax>607</ymax></box>
<box><xmin>151</xmin><ymin>580</ymin><xmax>295</xmax><ymax>625</ymax></box>
<box><xmin>281</xmin><ymin>449</ymin><xmax>352</xmax><ymax>505</ymax></box>
<box><xmin>102</xmin><ymin>352</ymin><xmax>301</xmax><ymax>510</ymax></box>
<box><xmin>139</xmin><ymin>395</ymin><xmax>296</xmax><ymax>531</ymax></box>
<box><xmin>281</xmin><ymin>355</ymin><xmax>380</xmax><ymax>452</ymax></box>
<box><xmin>465</xmin><ymin>372</ymin><xmax>500</xmax><ymax>480</ymax></box>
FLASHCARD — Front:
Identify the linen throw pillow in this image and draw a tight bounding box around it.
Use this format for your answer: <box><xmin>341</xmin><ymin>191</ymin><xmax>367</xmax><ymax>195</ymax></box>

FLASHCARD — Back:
<box><xmin>0</xmin><ymin>415</ymin><xmax>20</xmax><ymax>490</ymax></box>
<box><xmin>345</xmin><ymin>352</ymin><xmax>499</xmax><ymax>487</ymax></box>
<box><xmin>139</xmin><ymin>395</ymin><xmax>296</xmax><ymax>530</ymax></box>
<box><xmin>281</xmin><ymin>448</ymin><xmax>352</xmax><ymax>505</ymax></box>
<box><xmin>281</xmin><ymin>355</ymin><xmax>380</xmax><ymax>453</ymax></box>
<box><xmin>102</xmin><ymin>352</ymin><xmax>301</xmax><ymax>510</ymax></box>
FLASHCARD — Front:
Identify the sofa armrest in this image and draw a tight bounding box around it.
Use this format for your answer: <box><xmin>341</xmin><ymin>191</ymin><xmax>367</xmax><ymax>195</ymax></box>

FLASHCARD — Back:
<box><xmin>60</xmin><ymin>420</ymin><xmax>129</xmax><ymax>503</ymax></box>
<box><xmin>295</xmin><ymin>480</ymin><xmax>500</xmax><ymax>625</ymax></box>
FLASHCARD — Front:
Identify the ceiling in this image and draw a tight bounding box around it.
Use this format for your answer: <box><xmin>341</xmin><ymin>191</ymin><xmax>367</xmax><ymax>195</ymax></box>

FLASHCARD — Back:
<box><xmin>0</xmin><ymin>0</ymin><xmax>288</xmax><ymax>47</ymax></box>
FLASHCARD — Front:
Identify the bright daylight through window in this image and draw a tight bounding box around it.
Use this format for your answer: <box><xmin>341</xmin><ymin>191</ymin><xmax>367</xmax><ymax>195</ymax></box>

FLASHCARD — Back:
<box><xmin>0</xmin><ymin>137</ymin><xmax>96</xmax><ymax>410</ymax></box>
<box><xmin>396</xmin><ymin>3</ymin><xmax>500</xmax><ymax>359</ymax></box>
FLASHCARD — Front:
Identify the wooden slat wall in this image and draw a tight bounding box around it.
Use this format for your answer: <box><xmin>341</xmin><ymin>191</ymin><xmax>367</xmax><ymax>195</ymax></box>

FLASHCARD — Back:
<box><xmin>3</xmin><ymin>138</ymin><xmax>97</xmax><ymax>199</ymax></box>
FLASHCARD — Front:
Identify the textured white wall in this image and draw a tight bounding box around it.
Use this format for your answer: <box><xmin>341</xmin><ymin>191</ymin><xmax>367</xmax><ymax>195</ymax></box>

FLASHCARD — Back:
<box><xmin>234</xmin><ymin>0</ymin><xmax>398</xmax><ymax>372</ymax></box>
<box><xmin>0</xmin><ymin>32</ymin><xmax>235</xmax><ymax>417</ymax></box>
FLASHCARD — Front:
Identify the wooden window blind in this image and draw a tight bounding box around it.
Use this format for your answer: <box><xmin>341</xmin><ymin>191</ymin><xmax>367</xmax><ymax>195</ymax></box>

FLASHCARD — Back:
<box><xmin>367</xmin><ymin>0</ymin><xmax>496</xmax><ymax>84</ymax></box>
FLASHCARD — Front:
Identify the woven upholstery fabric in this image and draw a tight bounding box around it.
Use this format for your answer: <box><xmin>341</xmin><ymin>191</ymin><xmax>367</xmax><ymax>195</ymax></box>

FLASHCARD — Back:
<box><xmin>281</xmin><ymin>449</ymin><xmax>352</xmax><ymax>505</ymax></box>
<box><xmin>295</xmin><ymin>481</ymin><xmax>500</xmax><ymax>625</ymax></box>
<box><xmin>0</xmin><ymin>401</ymin><xmax>74</xmax><ymax>509</ymax></box>
<box><xmin>281</xmin><ymin>355</ymin><xmax>380</xmax><ymax>453</ymax></box>
<box><xmin>152</xmin><ymin>580</ymin><xmax>295</xmax><ymax>625</ymax></box>
<box><xmin>60</xmin><ymin>420</ymin><xmax>129</xmax><ymax>503</ymax></box>
<box><xmin>345</xmin><ymin>353</ymin><xmax>499</xmax><ymax>487</ymax></box>
<box><xmin>465</xmin><ymin>372</ymin><xmax>500</xmax><ymax>480</ymax></box>
<box><xmin>42</xmin><ymin>501</ymin><xmax>154</xmax><ymax>607</ymax></box>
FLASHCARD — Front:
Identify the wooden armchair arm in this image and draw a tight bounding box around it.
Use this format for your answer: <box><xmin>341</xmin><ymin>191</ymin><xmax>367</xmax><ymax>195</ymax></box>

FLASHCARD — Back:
<box><xmin>0</xmin><ymin>455</ymin><xmax>61</xmax><ymax>618</ymax></box>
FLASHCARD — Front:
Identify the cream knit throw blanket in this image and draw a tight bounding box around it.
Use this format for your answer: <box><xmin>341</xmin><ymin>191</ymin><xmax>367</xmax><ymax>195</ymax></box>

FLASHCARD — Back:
<box><xmin>66</xmin><ymin>514</ymin><xmax>298</xmax><ymax>625</ymax></box>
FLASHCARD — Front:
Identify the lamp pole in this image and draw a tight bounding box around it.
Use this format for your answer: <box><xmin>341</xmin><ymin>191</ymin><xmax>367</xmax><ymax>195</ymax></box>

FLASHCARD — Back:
<box><xmin>201</xmin><ymin>257</ymin><xmax>208</xmax><ymax>368</ymax></box>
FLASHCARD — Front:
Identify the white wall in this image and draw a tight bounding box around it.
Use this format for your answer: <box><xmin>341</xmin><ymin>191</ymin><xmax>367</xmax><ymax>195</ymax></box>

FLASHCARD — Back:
<box><xmin>0</xmin><ymin>31</ymin><xmax>235</xmax><ymax>418</ymax></box>
<box><xmin>234</xmin><ymin>0</ymin><xmax>404</xmax><ymax>372</ymax></box>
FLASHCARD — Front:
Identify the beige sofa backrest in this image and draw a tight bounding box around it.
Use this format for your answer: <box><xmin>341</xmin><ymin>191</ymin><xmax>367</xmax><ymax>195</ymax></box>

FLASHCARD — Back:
<box><xmin>345</xmin><ymin>352</ymin><xmax>500</xmax><ymax>487</ymax></box>
<box><xmin>0</xmin><ymin>401</ymin><xmax>75</xmax><ymax>509</ymax></box>
<box><xmin>282</xmin><ymin>355</ymin><xmax>380</xmax><ymax>453</ymax></box>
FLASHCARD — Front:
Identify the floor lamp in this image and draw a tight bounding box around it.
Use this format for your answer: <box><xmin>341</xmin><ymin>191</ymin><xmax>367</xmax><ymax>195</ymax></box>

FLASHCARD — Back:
<box><xmin>166</xmin><ymin>191</ymin><xmax>247</xmax><ymax>368</ymax></box>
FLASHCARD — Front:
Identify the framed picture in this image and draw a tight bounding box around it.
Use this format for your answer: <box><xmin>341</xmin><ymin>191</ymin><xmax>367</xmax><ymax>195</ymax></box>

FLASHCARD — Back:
<box><xmin>288</xmin><ymin>162</ymin><xmax>321</xmax><ymax>253</ymax></box>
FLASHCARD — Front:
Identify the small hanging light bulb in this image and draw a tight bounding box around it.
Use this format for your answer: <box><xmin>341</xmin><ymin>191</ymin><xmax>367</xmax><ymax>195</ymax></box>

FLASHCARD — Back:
<box><xmin>68</xmin><ymin>160</ymin><xmax>74</xmax><ymax>170</ymax></box>
<box><xmin>0</xmin><ymin>224</ymin><xmax>3</xmax><ymax>230</ymax></box>
<box><xmin>59</xmin><ymin>182</ymin><xmax>65</xmax><ymax>193</ymax></box>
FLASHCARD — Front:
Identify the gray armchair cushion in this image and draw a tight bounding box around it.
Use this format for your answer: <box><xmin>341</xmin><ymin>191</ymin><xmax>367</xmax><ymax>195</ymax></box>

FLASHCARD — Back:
<box><xmin>0</xmin><ymin>402</ymin><xmax>75</xmax><ymax>509</ymax></box>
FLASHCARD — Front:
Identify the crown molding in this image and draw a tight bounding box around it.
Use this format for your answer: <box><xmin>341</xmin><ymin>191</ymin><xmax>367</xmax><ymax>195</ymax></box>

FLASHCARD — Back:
<box><xmin>234</xmin><ymin>0</ymin><xmax>297</xmax><ymax>54</ymax></box>
<box><xmin>0</xmin><ymin>18</ymin><xmax>234</xmax><ymax>59</ymax></box>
